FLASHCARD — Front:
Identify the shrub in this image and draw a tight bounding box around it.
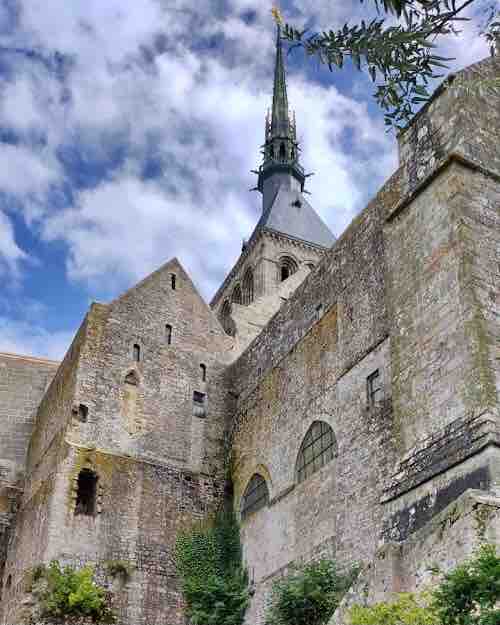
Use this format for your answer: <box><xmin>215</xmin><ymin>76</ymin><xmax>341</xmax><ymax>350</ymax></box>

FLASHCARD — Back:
<box><xmin>349</xmin><ymin>545</ymin><xmax>500</xmax><ymax>625</ymax></box>
<box><xmin>432</xmin><ymin>544</ymin><xmax>500</xmax><ymax>625</ymax></box>
<box><xmin>349</xmin><ymin>592</ymin><xmax>439</xmax><ymax>625</ymax></box>
<box><xmin>174</xmin><ymin>510</ymin><xmax>250</xmax><ymax>625</ymax></box>
<box><xmin>265</xmin><ymin>559</ymin><xmax>359</xmax><ymax>625</ymax></box>
<box><xmin>36</xmin><ymin>561</ymin><xmax>115</xmax><ymax>623</ymax></box>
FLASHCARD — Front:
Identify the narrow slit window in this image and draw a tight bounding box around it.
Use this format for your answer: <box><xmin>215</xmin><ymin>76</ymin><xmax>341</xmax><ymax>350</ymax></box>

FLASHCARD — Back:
<box><xmin>200</xmin><ymin>363</ymin><xmax>207</xmax><ymax>382</ymax></box>
<box><xmin>367</xmin><ymin>370</ymin><xmax>382</xmax><ymax>407</ymax></box>
<box><xmin>133</xmin><ymin>344</ymin><xmax>141</xmax><ymax>362</ymax></box>
<box><xmin>171</xmin><ymin>274</ymin><xmax>177</xmax><ymax>290</ymax></box>
<box><xmin>166</xmin><ymin>324</ymin><xmax>173</xmax><ymax>345</ymax></box>
<box><xmin>78</xmin><ymin>404</ymin><xmax>88</xmax><ymax>423</ymax></box>
<box><xmin>75</xmin><ymin>469</ymin><xmax>98</xmax><ymax>516</ymax></box>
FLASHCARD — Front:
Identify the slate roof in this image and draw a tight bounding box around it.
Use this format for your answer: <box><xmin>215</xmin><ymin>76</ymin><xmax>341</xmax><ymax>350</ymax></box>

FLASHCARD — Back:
<box><xmin>256</xmin><ymin>187</ymin><xmax>335</xmax><ymax>248</ymax></box>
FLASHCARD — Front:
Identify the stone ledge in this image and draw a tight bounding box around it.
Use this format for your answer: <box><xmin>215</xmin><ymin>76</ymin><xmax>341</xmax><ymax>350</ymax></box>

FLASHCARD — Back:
<box><xmin>382</xmin><ymin>411</ymin><xmax>499</xmax><ymax>502</ymax></box>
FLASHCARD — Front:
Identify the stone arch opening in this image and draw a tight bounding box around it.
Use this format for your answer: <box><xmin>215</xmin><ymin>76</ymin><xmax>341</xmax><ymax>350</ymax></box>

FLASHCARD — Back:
<box><xmin>220</xmin><ymin>299</ymin><xmax>235</xmax><ymax>336</ymax></box>
<box><xmin>279</xmin><ymin>256</ymin><xmax>298</xmax><ymax>282</ymax></box>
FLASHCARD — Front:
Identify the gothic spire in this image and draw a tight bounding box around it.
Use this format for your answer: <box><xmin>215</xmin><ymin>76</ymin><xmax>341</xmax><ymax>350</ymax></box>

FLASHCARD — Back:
<box><xmin>256</xmin><ymin>24</ymin><xmax>305</xmax><ymax>210</ymax></box>
<box><xmin>271</xmin><ymin>25</ymin><xmax>290</xmax><ymax>137</ymax></box>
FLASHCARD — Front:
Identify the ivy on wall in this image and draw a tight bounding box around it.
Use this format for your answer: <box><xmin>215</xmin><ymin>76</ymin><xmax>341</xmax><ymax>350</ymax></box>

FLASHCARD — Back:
<box><xmin>174</xmin><ymin>510</ymin><xmax>250</xmax><ymax>625</ymax></box>
<box><xmin>265</xmin><ymin>559</ymin><xmax>359</xmax><ymax>625</ymax></box>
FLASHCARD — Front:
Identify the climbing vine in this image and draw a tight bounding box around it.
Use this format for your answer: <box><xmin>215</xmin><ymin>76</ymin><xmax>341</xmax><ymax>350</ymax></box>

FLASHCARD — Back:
<box><xmin>265</xmin><ymin>559</ymin><xmax>359</xmax><ymax>625</ymax></box>
<box><xmin>174</xmin><ymin>510</ymin><xmax>250</xmax><ymax>625</ymax></box>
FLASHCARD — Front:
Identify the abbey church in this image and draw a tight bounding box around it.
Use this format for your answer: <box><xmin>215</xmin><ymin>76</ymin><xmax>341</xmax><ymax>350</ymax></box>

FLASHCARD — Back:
<box><xmin>1</xmin><ymin>27</ymin><xmax>499</xmax><ymax>625</ymax></box>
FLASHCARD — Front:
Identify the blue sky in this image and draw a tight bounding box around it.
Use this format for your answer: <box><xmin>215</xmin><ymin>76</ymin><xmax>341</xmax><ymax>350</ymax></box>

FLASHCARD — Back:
<box><xmin>0</xmin><ymin>0</ymin><xmax>493</xmax><ymax>359</ymax></box>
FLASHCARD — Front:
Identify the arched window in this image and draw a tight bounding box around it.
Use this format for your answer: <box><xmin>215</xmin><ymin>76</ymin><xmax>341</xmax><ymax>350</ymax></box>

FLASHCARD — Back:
<box><xmin>232</xmin><ymin>284</ymin><xmax>242</xmax><ymax>305</ymax></box>
<box><xmin>291</xmin><ymin>147</ymin><xmax>295</xmax><ymax>160</ymax></box>
<box><xmin>132</xmin><ymin>344</ymin><xmax>141</xmax><ymax>362</ymax></box>
<box><xmin>241</xmin><ymin>473</ymin><xmax>269</xmax><ymax>519</ymax></box>
<box><xmin>125</xmin><ymin>371</ymin><xmax>139</xmax><ymax>386</ymax></box>
<box><xmin>220</xmin><ymin>300</ymin><xmax>235</xmax><ymax>336</ymax></box>
<box><xmin>296</xmin><ymin>421</ymin><xmax>336</xmax><ymax>484</ymax></box>
<box><xmin>242</xmin><ymin>268</ymin><xmax>254</xmax><ymax>305</ymax></box>
<box><xmin>279</xmin><ymin>256</ymin><xmax>298</xmax><ymax>282</ymax></box>
<box><xmin>279</xmin><ymin>142</ymin><xmax>286</xmax><ymax>160</ymax></box>
<box><xmin>270</xmin><ymin>144</ymin><xmax>275</xmax><ymax>159</ymax></box>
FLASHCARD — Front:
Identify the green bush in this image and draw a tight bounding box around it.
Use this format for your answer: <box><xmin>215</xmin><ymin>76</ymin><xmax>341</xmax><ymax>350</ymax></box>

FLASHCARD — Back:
<box><xmin>174</xmin><ymin>510</ymin><xmax>250</xmax><ymax>625</ymax></box>
<box><xmin>349</xmin><ymin>592</ymin><xmax>439</xmax><ymax>625</ymax></box>
<box><xmin>265</xmin><ymin>559</ymin><xmax>359</xmax><ymax>625</ymax></box>
<box><xmin>349</xmin><ymin>545</ymin><xmax>500</xmax><ymax>625</ymax></box>
<box><xmin>432</xmin><ymin>544</ymin><xmax>500</xmax><ymax>625</ymax></box>
<box><xmin>36</xmin><ymin>561</ymin><xmax>115</xmax><ymax>623</ymax></box>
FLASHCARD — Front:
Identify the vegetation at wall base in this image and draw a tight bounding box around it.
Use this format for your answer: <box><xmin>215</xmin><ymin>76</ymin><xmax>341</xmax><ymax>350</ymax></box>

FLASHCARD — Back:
<box><xmin>265</xmin><ymin>559</ymin><xmax>360</xmax><ymax>625</ymax></box>
<box><xmin>174</xmin><ymin>510</ymin><xmax>250</xmax><ymax>625</ymax></box>
<box><xmin>31</xmin><ymin>561</ymin><xmax>115</xmax><ymax>624</ymax></box>
<box><xmin>349</xmin><ymin>544</ymin><xmax>500</xmax><ymax>625</ymax></box>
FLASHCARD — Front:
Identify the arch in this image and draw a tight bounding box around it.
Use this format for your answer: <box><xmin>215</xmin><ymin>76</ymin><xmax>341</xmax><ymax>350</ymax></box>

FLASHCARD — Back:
<box><xmin>231</xmin><ymin>284</ymin><xmax>242</xmax><ymax>305</ymax></box>
<box><xmin>270</xmin><ymin>144</ymin><xmax>275</xmax><ymax>159</ymax></box>
<box><xmin>242</xmin><ymin>268</ymin><xmax>254</xmax><ymax>305</ymax></box>
<box><xmin>241</xmin><ymin>473</ymin><xmax>269</xmax><ymax>520</ymax></box>
<box><xmin>278</xmin><ymin>256</ymin><xmax>298</xmax><ymax>282</ymax></box>
<box><xmin>296</xmin><ymin>421</ymin><xmax>337</xmax><ymax>484</ymax></box>
<box><xmin>124</xmin><ymin>370</ymin><xmax>139</xmax><ymax>386</ymax></box>
<box><xmin>219</xmin><ymin>299</ymin><xmax>235</xmax><ymax>336</ymax></box>
<box><xmin>279</xmin><ymin>142</ymin><xmax>286</xmax><ymax>160</ymax></box>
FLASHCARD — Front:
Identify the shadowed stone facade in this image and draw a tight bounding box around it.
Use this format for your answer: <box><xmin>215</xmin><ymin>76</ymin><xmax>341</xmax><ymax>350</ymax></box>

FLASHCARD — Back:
<box><xmin>0</xmin><ymin>36</ymin><xmax>499</xmax><ymax>625</ymax></box>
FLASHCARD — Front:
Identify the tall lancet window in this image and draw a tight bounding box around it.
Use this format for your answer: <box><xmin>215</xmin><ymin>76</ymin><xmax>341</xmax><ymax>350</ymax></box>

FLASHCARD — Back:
<box><xmin>242</xmin><ymin>268</ymin><xmax>254</xmax><ymax>305</ymax></box>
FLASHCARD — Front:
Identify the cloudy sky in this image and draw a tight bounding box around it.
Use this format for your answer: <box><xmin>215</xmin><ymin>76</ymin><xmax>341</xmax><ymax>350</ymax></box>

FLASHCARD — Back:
<box><xmin>0</xmin><ymin>0</ymin><xmax>494</xmax><ymax>359</ymax></box>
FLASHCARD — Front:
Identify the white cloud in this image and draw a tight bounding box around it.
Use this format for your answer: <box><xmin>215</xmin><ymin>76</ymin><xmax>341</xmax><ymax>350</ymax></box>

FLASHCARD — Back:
<box><xmin>0</xmin><ymin>317</ymin><xmax>71</xmax><ymax>360</ymax></box>
<box><xmin>0</xmin><ymin>0</ymin><xmax>494</xmax><ymax>357</ymax></box>
<box><xmin>0</xmin><ymin>211</ymin><xmax>28</xmax><ymax>278</ymax></box>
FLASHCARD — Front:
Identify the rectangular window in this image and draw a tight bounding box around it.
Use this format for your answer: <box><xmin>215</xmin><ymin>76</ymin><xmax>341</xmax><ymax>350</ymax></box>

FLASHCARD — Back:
<box><xmin>193</xmin><ymin>391</ymin><xmax>207</xmax><ymax>418</ymax></box>
<box><xmin>367</xmin><ymin>369</ymin><xmax>382</xmax><ymax>407</ymax></box>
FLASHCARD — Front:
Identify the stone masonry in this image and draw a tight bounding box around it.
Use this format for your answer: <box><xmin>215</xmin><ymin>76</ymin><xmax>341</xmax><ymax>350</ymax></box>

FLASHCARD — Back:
<box><xmin>0</xmin><ymin>37</ymin><xmax>499</xmax><ymax>625</ymax></box>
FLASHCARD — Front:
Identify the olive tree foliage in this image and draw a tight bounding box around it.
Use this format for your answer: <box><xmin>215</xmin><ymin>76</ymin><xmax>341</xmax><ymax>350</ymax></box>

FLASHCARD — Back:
<box><xmin>273</xmin><ymin>1</ymin><xmax>499</xmax><ymax>128</ymax></box>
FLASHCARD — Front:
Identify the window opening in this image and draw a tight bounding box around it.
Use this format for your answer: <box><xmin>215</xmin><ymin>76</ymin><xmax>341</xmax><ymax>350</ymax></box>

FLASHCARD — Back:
<box><xmin>133</xmin><ymin>344</ymin><xmax>141</xmax><ymax>362</ymax></box>
<box><xmin>6</xmin><ymin>575</ymin><xmax>12</xmax><ymax>589</ymax></box>
<box><xmin>242</xmin><ymin>268</ymin><xmax>254</xmax><ymax>305</ymax></box>
<box><xmin>200</xmin><ymin>364</ymin><xmax>207</xmax><ymax>382</ymax></box>
<box><xmin>367</xmin><ymin>370</ymin><xmax>382</xmax><ymax>407</ymax></box>
<box><xmin>296</xmin><ymin>421</ymin><xmax>336</xmax><ymax>484</ymax></box>
<box><xmin>220</xmin><ymin>299</ymin><xmax>234</xmax><ymax>336</ymax></box>
<box><xmin>78</xmin><ymin>404</ymin><xmax>88</xmax><ymax>423</ymax></box>
<box><xmin>171</xmin><ymin>274</ymin><xmax>176</xmax><ymax>290</ymax></box>
<box><xmin>279</xmin><ymin>142</ymin><xmax>286</xmax><ymax>160</ymax></box>
<box><xmin>241</xmin><ymin>474</ymin><xmax>269</xmax><ymax>519</ymax></box>
<box><xmin>193</xmin><ymin>391</ymin><xmax>206</xmax><ymax>418</ymax></box>
<box><xmin>75</xmin><ymin>469</ymin><xmax>98</xmax><ymax>516</ymax></box>
<box><xmin>232</xmin><ymin>285</ymin><xmax>242</xmax><ymax>305</ymax></box>
<box><xmin>279</xmin><ymin>256</ymin><xmax>298</xmax><ymax>282</ymax></box>
<box><xmin>166</xmin><ymin>324</ymin><xmax>173</xmax><ymax>345</ymax></box>
<box><xmin>125</xmin><ymin>371</ymin><xmax>138</xmax><ymax>386</ymax></box>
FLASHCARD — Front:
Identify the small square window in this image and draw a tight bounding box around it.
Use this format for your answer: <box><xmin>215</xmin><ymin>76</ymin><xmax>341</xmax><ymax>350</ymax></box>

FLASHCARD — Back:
<box><xmin>367</xmin><ymin>369</ymin><xmax>382</xmax><ymax>407</ymax></box>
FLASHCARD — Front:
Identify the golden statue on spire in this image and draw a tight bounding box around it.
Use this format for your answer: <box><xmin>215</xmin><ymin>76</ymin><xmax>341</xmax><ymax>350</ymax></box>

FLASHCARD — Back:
<box><xmin>271</xmin><ymin>6</ymin><xmax>283</xmax><ymax>25</ymax></box>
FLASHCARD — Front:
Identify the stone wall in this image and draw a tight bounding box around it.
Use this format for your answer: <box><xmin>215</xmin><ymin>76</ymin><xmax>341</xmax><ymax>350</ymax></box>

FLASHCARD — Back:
<box><xmin>0</xmin><ymin>353</ymin><xmax>58</xmax><ymax>486</ymax></box>
<box><xmin>331</xmin><ymin>488</ymin><xmax>500</xmax><ymax>625</ymax></box>
<box><xmin>228</xmin><ymin>182</ymin><xmax>400</xmax><ymax>623</ymax></box>
<box><xmin>1</xmin><ymin>259</ymin><xmax>234</xmax><ymax>625</ymax></box>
